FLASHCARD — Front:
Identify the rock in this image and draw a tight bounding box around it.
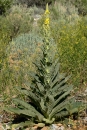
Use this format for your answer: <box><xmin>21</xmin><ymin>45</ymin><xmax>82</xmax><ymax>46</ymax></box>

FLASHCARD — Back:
<box><xmin>51</xmin><ymin>124</ymin><xmax>58</xmax><ymax>130</ymax></box>
<box><xmin>32</xmin><ymin>125</ymin><xmax>38</xmax><ymax>130</ymax></box>
<box><xmin>51</xmin><ymin>124</ymin><xmax>64</xmax><ymax>130</ymax></box>
<box><xmin>41</xmin><ymin>126</ymin><xmax>49</xmax><ymax>130</ymax></box>
<box><xmin>83</xmin><ymin>117</ymin><xmax>87</xmax><ymax>124</ymax></box>
<box><xmin>0</xmin><ymin>123</ymin><xmax>3</xmax><ymax>130</ymax></box>
<box><xmin>85</xmin><ymin>89</ymin><xmax>87</xmax><ymax>93</ymax></box>
<box><xmin>57</xmin><ymin>123</ymin><xmax>62</xmax><ymax>127</ymax></box>
<box><xmin>26</xmin><ymin>128</ymin><xmax>30</xmax><ymax>130</ymax></box>
<box><xmin>57</xmin><ymin>126</ymin><xmax>64</xmax><ymax>130</ymax></box>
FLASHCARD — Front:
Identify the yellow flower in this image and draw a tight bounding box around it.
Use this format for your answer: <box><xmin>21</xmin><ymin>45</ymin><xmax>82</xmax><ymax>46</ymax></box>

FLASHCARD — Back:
<box><xmin>45</xmin><ymin>9</ymin><xmax>50</xmax><ymax>14</ymax></box>
<box><xmin>43</xmin><ymin>3</ymin><xmax>50</xmax><ymax>35</ymax></box>
<box><xmin>44</xmin><ymin>3</ymin><xmax>50</xmax><ymax>14</ymax></box>
<box><xmin>44</xmin><ymin>18</ymin><xmax>49</xmax><ymax>25</ymax></box>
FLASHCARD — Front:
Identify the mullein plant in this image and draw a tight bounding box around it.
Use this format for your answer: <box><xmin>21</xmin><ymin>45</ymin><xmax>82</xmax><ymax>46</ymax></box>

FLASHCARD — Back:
<box><xmin>4</xmin><ymin>4</ymin><xmax>83</xmax><ymax>128</ymax></box>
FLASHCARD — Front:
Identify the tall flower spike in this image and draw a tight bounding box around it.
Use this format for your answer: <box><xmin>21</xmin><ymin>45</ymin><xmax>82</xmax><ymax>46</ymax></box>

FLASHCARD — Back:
<box><xmin>43</xmin><ymin>3</ymin><xmax>50</xmax><ymax>51</ymax></box>
<box><xmin>42</xmin><ymin>4</ymin><xmax>51</xmax><ymax>84</ymax></box>
<box><xmin>43</xmin><ymin>3</ymin><xmax>50</xmax><ymax>38</ymax></box>
<box><xmin>45</xmin><ymin>3</ymin><xmax>50</xmax><ymax>15</ymax></box>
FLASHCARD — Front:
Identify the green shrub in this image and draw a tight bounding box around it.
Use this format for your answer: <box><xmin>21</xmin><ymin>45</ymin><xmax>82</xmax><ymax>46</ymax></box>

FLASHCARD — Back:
<box><xmin>0</xmin><ymin>4</ymin><xmax>33</xmax><ymax>69</ymax></box>
<box><xmin>0</xmin><ymin>15</ymin><xmax>11</xmax><ymax>70</ymax></box>
<box><xmin>0</xmin><ymin>31</ymin><xmax>42</xmax><ymax>104</ymax></box>
<box><xmin>6</xmin><ymin>5</ymin><xmax>33</xmax><ymax>38</ymax></box>
<box><xmin>0</xmin><ymin>32</ymin><xmax>43</xmax><ymax>88</ymax></box>
<box><xmin>56</xmin><ymin>0</ymin><xmax>87</xmax><ymax>16</ymax></box>
<box><xmin>0</xmin><ymin>4</ymin><xmax>33</xmax><ymax>79</ymax></box>
<box><xmin>50</xmin><ymin>1</ymin><xmax>79</xmax><ymax>23</ymax></box>
<box><xmin>51</xmin><ymin>17</ymin><xmax>87</xmax><ymax>88</ymax></box>
<box><xmin>0</xmin><ymin>4</ymin><xmax>33</xmax><ymax>40</ymax></box>
<box><xmin>0</xmin><ymin>0</ymin><xmax>12</xmax><ymax>15</ymax></box>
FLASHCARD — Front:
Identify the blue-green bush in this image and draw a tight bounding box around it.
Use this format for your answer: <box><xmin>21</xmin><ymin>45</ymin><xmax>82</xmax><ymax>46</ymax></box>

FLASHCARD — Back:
<box><xmin>1</xmin><ymin>32</ymin><xmax>43</xmax><ymax>87</ymax></box>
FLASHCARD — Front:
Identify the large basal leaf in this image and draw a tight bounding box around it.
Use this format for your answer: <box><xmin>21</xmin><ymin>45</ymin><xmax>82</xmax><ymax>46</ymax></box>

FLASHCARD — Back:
<box><xmin>55</xmin><ymin>110</ymin><xmax>69</xmax><ymax>118</ymax></box>
<box><xmin>13</xmin><ymin>98</ymin><xmax>44</xmax><ymax>120</ymax></box>
<box><xmin>13</xmin><ymin>121</ymin><xmax>35</xmax><ymax>129</ymax></box>
<box><xmin>66</xmin><ymin>99</ymin><xmax>83</xmax><ymax>114</ymax></box>
<box><xmin>53</xmin><ymin>85</ymin><xmax>73</xmax><ymax>107</ymax></box>
<box><xmin>4</xmin><ymin>107</ymin><xmax>36</xmax><ymax>117</ymax></box>
<box><xmin>49</xmin><ymin>98</ymin><xmax>70</xmax><ymax>119</ymax></box>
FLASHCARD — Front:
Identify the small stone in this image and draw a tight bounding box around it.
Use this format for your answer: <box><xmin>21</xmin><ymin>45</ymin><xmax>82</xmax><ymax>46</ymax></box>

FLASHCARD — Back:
<box><xmin>57</xmin><ymin>123</ymin><xmax>62</xmax><ymax>127</ymax></box>
<box><xmin>58</xmin><ymin>126</ymin><xmax>64</xmax><ymax>130</ymax></box>
<box><xmin>41</xmin><ymin>126</ymin><xmax>49</xmax><ymax>130</ymax></box>
<box><xmin>51</xmin><ymin>124</ymin><xmax>58</xmax><ymax>129</ymax></box>
<box><xmin>51</xmin><ymin>124</ymin><xmax>64</xmax><ymax>130</ymax></box>
<box><xmin>26</xmin><ymin>128</ymin><xmax>30</xmax><ymax>130</ymax></box>
<box><xmin>0</xmin><ymin>123</ymin><xmax>3</xmax><ymax>130</ymax></box>
<box><xmin>83</xmin><ymin>117</ymin><xmax>87</xmax><ymax>124</ymax></box>
<box><xmin>85</xmin><ymin>89</ymin><xmax>87</xmax><ymax>93</ymax></box>
<box><xmin>32</xmin><ymin>125</ymin><xmax>38</xmax><ymax>130</ymax></box>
